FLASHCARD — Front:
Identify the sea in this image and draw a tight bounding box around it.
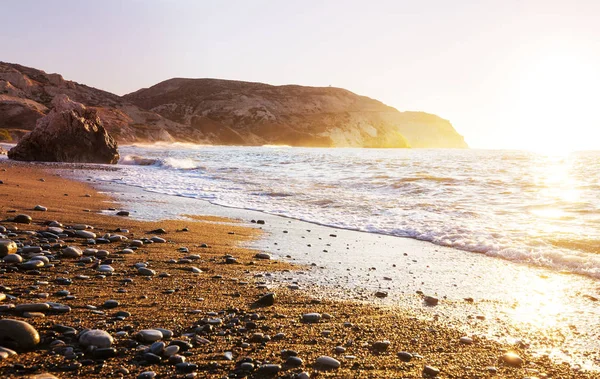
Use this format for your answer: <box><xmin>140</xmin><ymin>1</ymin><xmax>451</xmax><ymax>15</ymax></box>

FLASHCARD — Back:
<box><xmin>66</xmin><ymin>144</ymin><xmax>600</xmax><ymax>369</ymax></box>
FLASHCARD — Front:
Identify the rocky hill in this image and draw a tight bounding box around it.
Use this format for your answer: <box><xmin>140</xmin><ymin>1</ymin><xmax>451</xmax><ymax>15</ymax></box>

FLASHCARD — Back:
<box><xmin>0</xmin><ymin>62</ymin><xmax>467</xmax><ymax>148</ymax></box>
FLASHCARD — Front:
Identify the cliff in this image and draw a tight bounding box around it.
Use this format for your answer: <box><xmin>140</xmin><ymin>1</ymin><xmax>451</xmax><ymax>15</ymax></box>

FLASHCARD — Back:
<box><xmin>0</xmin><ymin>62</ymin><xmax>467</xmax><ymax>148</ymax></box>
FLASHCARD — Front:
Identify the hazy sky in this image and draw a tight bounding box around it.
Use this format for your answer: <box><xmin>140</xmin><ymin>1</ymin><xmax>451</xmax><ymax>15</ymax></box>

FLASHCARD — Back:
<box><xmin>3</xmin><ymin>0</ymin><xmax>600</xmax><ymax>150</ymax></box>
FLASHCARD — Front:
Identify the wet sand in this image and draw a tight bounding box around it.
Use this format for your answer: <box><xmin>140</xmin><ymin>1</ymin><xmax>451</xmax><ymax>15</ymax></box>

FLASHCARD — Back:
<box><xmin>0</xmin><ymin>161</ymin><xmax>596</xmax><ymax>378</ymax></box>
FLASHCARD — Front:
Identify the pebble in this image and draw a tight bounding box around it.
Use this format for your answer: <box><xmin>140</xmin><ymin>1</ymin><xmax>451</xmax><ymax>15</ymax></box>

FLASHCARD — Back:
<box><xmin>62</xmin><ymin>246</ymin><xmax>83</xmax><ymax>258</ymax></box>
<box><xmin>164</xmin><ymin>345</ymin><xmax>180</xmax><ymax>356</ymax></box>
<box><xmin>13</xmin><ymin>214</ymin><xmax>32</xmax><ymax>224</ymax></box>
<box><xmin>79</xmin><ymin>329</ymin><xmax>114</xmax><ymax>348</ymax></box>
<box><xmin>397</xmin><ymin>351</ymin><xmax>413</xmax><ymax>362</ymax></box>
<box><xmin>137</xmin><ymin>371</ymin><xmax>156</xmax><ymax>379</ymax></box>
<box><xmin>372</xmin><ymin>340</ymin><xmax>390</xmax><ymax>352</ymax></box>
<box><xmin>254</xmin><ymin>252</ymin><xmax>271</xmax><ymax>259</ymax></box>
<box><xmin>15</xmin><ymin>303</ymin><xmax>51</xmax><ymax>312</ymax></box>
<box><xmin>98</xmin><ymin>264</ymin><xmax>115</xmax><ymax>273</ymax></box>
<box><xmin>0</xmin><ymin>319</ymin><xmax>40</xmax><ymax>350</ymax></box>
<box><xmin>460</xmin><ymin>336</ymin><xmax>473</xmax><ymax>345</ymax></box>
<box><xmin>0</xmin><ymin>240</ymin><xmax>18</xmax><ymax>256</ymax></box>
<box><xmin>424</xmin><ymin>296</ymin><xmax>439</xmax><ymax>306</ymax></box>
<box><xmin>75</xmin><ymin>230</ymin><xmax>96</xmax><ymax>239</ymax></box>
<box><xmin>3</xmin><ymin>253</ymin><xmax>22</xmax><ymax>263</ymax></box>
<box><xmin>423</xmin><ymin>365</ymin><xmax>440</xmax><ymax>377</ymax></box>
<box><xmin>256</xmin><ymin>364</ymin><xmax>281</xmax><ymax>375</ymax></box>
<box><xmin>137</xmin><ymin>329</ymin><xmax>163</xmax><ymax>342</ymax></box>
<box><xmin>138</xmin><ymin>267</ymin><xmax>156</xmax><ymax>276</ymax></box>
<box><xmin>302</xmin><ymin>313</ymin><xmax>321</xmax><ymax>323</ymax></box>
<box><xmin>314</xmin><ymin>356</ymin><xmax>341</xmax><ymax>370</ymax></box>
<box><xmin>104</xmin><ymin>299</ymin><xmax>119</xmax><ymax>308</ymax></box>
<box><xmin>254</xmin><ymin>292</ymin><xmax>276</xmax><ymax>307</ymax></box>
<box><xmin>501</xmin><ymin>352</ymin><xmax>524</xmax><ymax>367</ymax></box>
<box><xmin>375</xmin><ymin>291</ymin><xmax>388</xmax><ymax>298</ymax></box>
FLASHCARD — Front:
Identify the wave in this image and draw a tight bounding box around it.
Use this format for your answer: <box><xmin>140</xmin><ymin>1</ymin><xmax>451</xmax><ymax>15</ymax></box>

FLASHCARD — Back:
<box><xmin>119</xmin><ymin>155</ymin><xmax>199</xmax><ymax>170</ymax></box>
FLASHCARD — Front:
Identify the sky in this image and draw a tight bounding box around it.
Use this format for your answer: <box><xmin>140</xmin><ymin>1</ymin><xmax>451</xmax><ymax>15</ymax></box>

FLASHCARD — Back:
<box><xmin>2</xmin><ymin>0</ymin><xmax>600</xmax><ymax>151</ymax></box>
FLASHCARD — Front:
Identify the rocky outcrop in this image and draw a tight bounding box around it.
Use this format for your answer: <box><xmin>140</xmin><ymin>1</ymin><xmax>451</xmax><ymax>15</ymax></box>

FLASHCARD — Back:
<box><xmin>8</xmin><ymin>95</ymin><xmax>119</xmax><ymax>163</ymax></box>
<box><xmin>124</xmin><ymin>79</ymin><xmax>467</xmax><ymax>148</ymax></box>
<box><xmin>0</xmin><ymin>61</ymin><xmax>468</xmax><ymax>148</ymax></box>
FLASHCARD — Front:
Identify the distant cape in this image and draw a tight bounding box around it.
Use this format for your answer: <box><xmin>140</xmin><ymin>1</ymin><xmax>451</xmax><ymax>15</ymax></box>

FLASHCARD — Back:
<box><xmin>0</xmin><ymin>62</ymin><xmax>467</xmax><ymax>148</ymax></box>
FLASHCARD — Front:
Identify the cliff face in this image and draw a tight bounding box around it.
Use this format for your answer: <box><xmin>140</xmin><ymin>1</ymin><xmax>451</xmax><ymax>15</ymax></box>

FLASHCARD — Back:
<box><xmin>0</xmin><ymin>62</ymin><xmax>467</xmax><ymax>148</ymax></box>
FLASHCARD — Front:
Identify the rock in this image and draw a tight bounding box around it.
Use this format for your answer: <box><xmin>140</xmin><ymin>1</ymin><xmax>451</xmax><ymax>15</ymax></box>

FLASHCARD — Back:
<box><xmin>3</xmin><ymin>253</ymin><xmax>22</xmax><ymax>263</ymax></box>
<box><xmin>8</xmin><ymin>95</ymin><xmax>120</xmax><ymax>164</ymax></box>
<box><xmin>302</xmin><ymin>313</ymin><xmax>321</xmax><ymax>323</ymax></box>
<box><xmin>459</xmin><ymin>336</ymin><xmax>473</xmax><ymax>345</ymax></box>
<box><xmin>92</xmin><ymin>347</ymin><xmax>117</xmax><ymax>359</ymax></box>
<box><xmin>285</xmin><ymin>356</ymin><xmax>303</xmax><ymax>367</ymax></box>
<box><xmin>0</xmin><ymin>240</ymin><xmax>18</xmax><ymax>256</ymax></box>
<box><xmin>137</xmin><ymin>329</ymin><xmax>163</xmax><ymax>342</ymax></box>
<box><xmin>372</xmin><ymin>340</ymin><xmax>390</xmax><ymax>352</ymax></box>
<box><xmin>98</xmin><ymin>264</ymin><xmax>114</xmax><ymax>273</ymax></box>
<box><xmin>79</xmin><ymin>329</ymin><xmax>113</xmax><ymax>348</ymax></box>
<box><xmin>164</xmin><ymin>345</ymin><xmax>180</xmax><ymax>356</ymax></box>
<box><xmin>103</xmin><ymin>300</ymin><xmax>119</xmax><ymax>309</ymax></box>
<box><xmin>15</xmin><ymin>303</ymin><xmax>51</xmax><ymax>312</ymax></box>
<box><xmin>150</xmin><ymin>341</ymin><xmax>165</xmax><ymax>355</ymax></box>
<box><xmin>397</xmin><ymin>351</ymin><xmax>413</xmax><ymax>362</ymax></box>
<box><xmin>62</xmin><ymin>246</ymin><xmax>83</xmax><ymax>258</ymax></box>
<box><xmin>138</xmin><ymin>267</ymin><xmax>156</xmax><ymax>276</ymax></box>
<box><xmin>33</xmin><ymin>205</ymin><xmax>47</xmax><ymax>211</ymax></box>
<box><xmin>501</xmin><ymin>352</ymin><xmax>524</xmax><ymax>367</ymax></box>
<box><xmin>75</xmin><ymin>230</ymin><xmax>96</xmax><ymax>239</ymax></box>
<box><xmin>256</xmin><ymin>220</ymin><xmax>266</xmax><ymax>225</ymax></box>
<box><xmin>254</xmin><ymin>252</ymin><xmax>271</xmax><ymax>259</ymax></box>
<box><xmin>150</xmin><ymin>236</ymin><xmax>165</xmax><ymax>243</ymax></box>
<box><xmin>424</xmin><ymin>296</ymin><xmax>439</xmax><ymax>306</ymax></box>
<box><xmin>13</xmin><ymin>214</ymin><xmax>32</xmax><ymax>224</ymax></box>
<box><xmin>254</xmin><ymin>292</ymin><xmax>276</xmax><ymax>307</ymax></box>
<box><xmin>423</xmin><ymin>365</ymin><xmax>440</xmax><ymax>377</ymax></box>
<box><xmin>0</xmin><ymin>319</ymin><xmax>40</xmax><ymax>350</ymax></box>
<box><xmin>137</xmin><ymin>371</ymin><xmax>156</xmax><ymax>379</ymax></box>
<box><xmin>116</xmin><ymin>211</ymin><xmax>129</xmax><ymax>216</ymax></box>
<box><xmin>375</xmin><ymin>291</ymin><xmax>388</xmax><ymax>298</ymax></box>
<box><xmin>314</xmin><ymin>356</ymin><xmax>341</xmax><ymax>370</ymax></box>
<box><xmin>27</xmin><ymin>374</ymin><xmax>60</xmax><ymax>379</ymax></box>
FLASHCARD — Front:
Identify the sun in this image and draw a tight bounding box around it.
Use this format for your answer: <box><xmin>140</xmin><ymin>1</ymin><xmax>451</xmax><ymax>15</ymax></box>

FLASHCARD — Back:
<box><xmin>515</xmin><ymin>53</ymin><xmax>600</xmax><ymax>154</ymax></box>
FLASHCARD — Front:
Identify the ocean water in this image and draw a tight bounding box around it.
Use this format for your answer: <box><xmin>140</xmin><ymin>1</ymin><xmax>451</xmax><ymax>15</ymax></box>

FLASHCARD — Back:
<box><xmin>100</xmin><ymin>145</ymin><xmax>600</xmax><ymax>279</ymax></box>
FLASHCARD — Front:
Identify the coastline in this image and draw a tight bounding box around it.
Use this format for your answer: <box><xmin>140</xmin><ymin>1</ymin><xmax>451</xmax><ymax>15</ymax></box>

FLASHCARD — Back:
<box><xmin>0</xmin><ymin>160</ymin><xmax>596</xmax><ymax>378</ymax></box>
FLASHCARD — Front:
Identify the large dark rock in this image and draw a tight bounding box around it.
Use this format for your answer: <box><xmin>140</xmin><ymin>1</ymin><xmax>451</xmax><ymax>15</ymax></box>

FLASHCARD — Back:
<box><xmin>8</xmin><ymin>94</ymin><xmax>119</xmax><ymax>163</ymax></box>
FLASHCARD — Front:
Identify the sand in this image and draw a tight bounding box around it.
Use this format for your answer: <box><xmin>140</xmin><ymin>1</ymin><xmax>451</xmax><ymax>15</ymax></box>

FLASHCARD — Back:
<box><xmin>0</xmin><ymin>160</ymin><xmax>595</xmax><ymax>378</ymax></box>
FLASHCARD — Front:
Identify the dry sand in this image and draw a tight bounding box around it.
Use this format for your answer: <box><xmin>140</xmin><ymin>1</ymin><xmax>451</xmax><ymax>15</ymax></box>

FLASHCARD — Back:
<box><xmin>0</xmin><ymin>161</ymin><xmax>595</xmax><ymax>378</ymax></box>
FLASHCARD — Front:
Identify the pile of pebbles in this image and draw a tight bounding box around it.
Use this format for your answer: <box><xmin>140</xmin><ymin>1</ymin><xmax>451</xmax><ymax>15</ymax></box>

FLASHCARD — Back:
<box><xmin>0</xmin><ymin>211</ymin><xmax>538</xmax><ymax>379</ymax></box>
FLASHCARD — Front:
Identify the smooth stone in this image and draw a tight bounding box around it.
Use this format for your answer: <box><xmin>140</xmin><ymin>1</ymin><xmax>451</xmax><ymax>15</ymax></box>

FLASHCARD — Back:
<box><xmin>150</xmin><ymin>236</ymin><xmax>166</xmax><ymax>243</ymax></box>
<box><xmin>0</xmin><ymin>319</ymin><xmax>40</xmax><ymax>350</ymax></box>
<box><xmin>375</xmin><ymin>291</ymin><xmax>388</xmax><ymax>298</ymax></box>
<box><xmin>104</xmin><ymin>300</ymin><xmax>119</xmax><ymax>309</ymax></box>
<box><xmin>79</xmin><ymin>329</ymin><xmax>113</xmax><ymax>348</ymax></box>
<box><xmin>137</xmin><ymin>329</ymin><xmax>163</xmax><ymax>342</ymax></box>
<box><xmin>397</xmin><ymin>351</ymin><xmax>413</xmax><ymax>362</ymax></box>
<box><xmin>314</xmin><ymin>356</ymin><xmax>341</xmax><ymax>370</ymax></box>
<box><xmin>175</xmin><ymin>362</ymin><xmax>197</xmax><ymax>373</ymax></box>
<box><xmin>23</xmin><ymin>312</ymin><xmax>45</xmax><ymax>318</ymax></box>
<box><xmin>28</xmin><ymin>374</ymin><xmax>60</xmax><ymax>379</ymax></box>
<box><xmin>372</xmin><ymin>340</ymin><xmax>390</xmax><ymax>352</ymax></box>
<box><xmin>3</xmin><ymin>254</ymin><xmax>22</xmax><ymax>263</ymax></box>
<box><xmin>75</xmin><ymin>230</ymin><xmax>96</xmax><ymax>239</ymax></box>
<box><xmin>62</xmin><ymin>246</ymin><xmax>83</xmax><ymax>258</ymax></box>
<box><xmin>98</xmin><ymin>264</ymin><xmax>115</xmax><ymax>273</ymax></box>
<box><xmin>254</xmin><ymin>292</ymin><xmax>276</xmax><ymax>307</ymax></box>
<box><xmin>13</xmin><ymin>214</ymin><xmax>32</xmax><ymax>224</ymax></box>
<box><xmin>164</xmin><ymin>345</ymin><xmax>180</xmax><ymax>357</ymax></box>
<box><xmin>137</xmin><ymin>267</ymin><xmax>156</xmax><ymax>276</ymax></box>
<box><xmin>460</xmin><ymin>336</ymin><xmax>473</xmax><ymax>345</ymax></box>
<box><xmin>501</xmin><ymin>352</ymin><xmax>524</xmax><ymax>367</ymax></box>
<box><xmin>302</xmin><ymin>313</ymin><xmax>321</xmax><ymax>323</ymax></box>
<box><xmin>0</xmin><ymin>240</ymin><xmax>18</xmax><ymax>257</ymax></box>
<box><xmin>154</xmin><ymin>328</ymin><xmax>173</xmax><ymax>339</ymax></box>
<box><xmin>30</xmin><ymin>255</ymin><xmax>50</xmax><ymax>265</ymax></box>
<box><xmin>150</xmin><ymin>341</ymin><xmax>166</xmax><ymax>355</ymax></box>
<box><xmin>15</xmin><ymin>303</ymin><xmax>50</xmax><ymax>312</ymax></box>
<box><xmin>423</xmin><ymin>365</ymin><xmax>440</xmax><ymax>377</ymax></box>
<box><xmin>34</xmin><ymin>205</ymin><xmax>47</xmax><ymax>211</ymax></box>
<box><xmin>254</xmin><ymin>252</ymin><xmax>271</xmax><ymax>259</ymax></box>
<box><xmin>285</xmin><ymin>356</ymin><xmax>303</xmax><ymax>367</ymax></box>
<box><xmin>424</xmin><ymin>296</ymin><xmax>439</xmax><ymax>306</ymax></box>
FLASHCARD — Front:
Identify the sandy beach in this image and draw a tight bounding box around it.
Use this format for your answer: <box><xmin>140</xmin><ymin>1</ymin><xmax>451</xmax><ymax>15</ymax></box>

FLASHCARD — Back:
<box><xmin>0</xmin><ymin>160</ymin><xmax>596</xmax><ymax>379</ymax></box>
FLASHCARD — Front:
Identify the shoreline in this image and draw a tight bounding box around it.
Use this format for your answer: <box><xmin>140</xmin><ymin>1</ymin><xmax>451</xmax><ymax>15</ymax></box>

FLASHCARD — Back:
<box><xmin>0</xmin><ymin>160</ymin><xmax>596</xmax><ymax>378</ymax></box>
